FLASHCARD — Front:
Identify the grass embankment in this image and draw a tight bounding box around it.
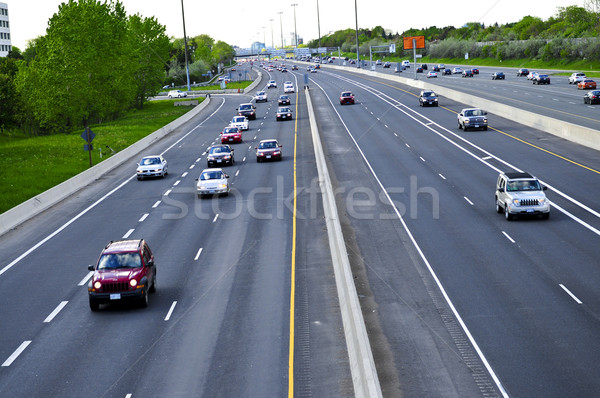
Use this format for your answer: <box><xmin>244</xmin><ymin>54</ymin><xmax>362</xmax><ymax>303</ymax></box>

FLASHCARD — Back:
<box><xmin>191</xmin><ymin>81</ymin><xmax>252</xmax><ymax>91</ymax></box>
<box><xmin>0</xmin><ymin>98</ymin><xmax>201</xmax><ymax>213</ymax></box>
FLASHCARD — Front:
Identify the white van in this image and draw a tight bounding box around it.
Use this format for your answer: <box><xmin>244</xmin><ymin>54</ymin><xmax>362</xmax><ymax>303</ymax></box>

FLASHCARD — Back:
<box><xmin>401</xmin><ymin>60</ymin><xmax>410</xmax><ymax>68</ymax></box>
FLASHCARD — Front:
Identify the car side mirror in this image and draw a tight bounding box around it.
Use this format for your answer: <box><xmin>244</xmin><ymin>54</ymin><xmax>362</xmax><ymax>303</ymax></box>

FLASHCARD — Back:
<box><xmin>542</xmin><ymin>186</ymin><xmax>547</xmax><ymax>190</ymax></box>
<box><xmin>147</xmin><ymin>260</ymin><xmax>154</xmax><ymax>267</ymax></box>
<box><xmin>459</xmin><ymin>113</ymin><xmax>464</xmax><ymax>117</ymax></box>
<box><xmin>279</xmin><ymin>145</ymin><xmax>282</xmax><ymax>148</ymax></box>
<box><xmin>497</xmin><ymin>186</ymin><xmax>504</xmax><ymax>192</ymax></box>
<box><xmin>226</xmin><ymin>175</ymin><xmax>230</xmax><ymax>178</ymax></box>
<box><xmin>195</xmin><ymin>178</ymin><xmax>198</xmax><ymax>181</ymax></box>
<box><xmin>136</xmin><ymin>163</ymin><xmax>140</xmax><ymax>166</ymax></box>
<box><xmin>88</xmin><ymin>264</ymin><xmax>95</xmax><ymax>271</ymax></box>
<box><xmin>255</xmin><ymin>147</ymin><xmax>258</xmax><ymax>149</ymax></box>
<box><xmin>483</xmin><ymin>111</ymin><xmax>488</xmax><ymax>115</ymax></box>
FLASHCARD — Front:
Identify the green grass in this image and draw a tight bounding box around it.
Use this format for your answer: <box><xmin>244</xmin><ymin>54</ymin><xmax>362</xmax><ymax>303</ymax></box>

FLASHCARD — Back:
<box><xmin>191</xmin><ymin>81</ymin><xmax>252</xmax><ymax>91</ymax></box>
<box><xmin>0</xmin><ymin>98</ymin><xmax>201</xmax><ymax>213</ymax></box>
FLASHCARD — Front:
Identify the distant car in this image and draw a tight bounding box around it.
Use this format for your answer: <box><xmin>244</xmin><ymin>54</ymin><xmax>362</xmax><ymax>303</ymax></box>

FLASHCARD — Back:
<box><xmin>383</xmin><ymin>61</ymin><xmax>391</xmax><ymax>68</ymax></box>
<box><xmin>427</xmin><ymin>71</ymin><xmax>438</xmax><ymax>78</ymax></box>
<box><xmin>492</xmin><ymin>72</ymin><xmax>505</xmax><ymax>80</ymax></box>
<box><xmin>583</xmin><ymin>90</ymin><xmax>600</xmax><ymax>104</ymax></box>
<box><xmin>256</xmin><ymin>139</ymin><xmax>282</xmax><ymax>162</ymax></box>
<box><xmin>292</xmin><ymin>65</ymin><xmax>298</xmax><ymax>70</ymax></box>
<box><xmin>443</xmin><ymin>68</ymin><xmax>451</xmax><ymax>75</ymax></box>
<box><xmin>254</xmin><ymin>91</ymin><xmax>268</xmax><ymax>102</ymax></box>
<box><xmin>527</xmin><ymin>71</ymin><xmax>539</xmax><ymax>80</ymax></box>
<box><xmin>457</xmin><ymin>108</ymin><xmax>488</xmax><ymax>131</ymax></box>
<box><xmin>517</xmin><ymin>68</ymin><xmax>529</xmax><ymax>76</ymax></box>
<box><xmin>229</xmin><ymin>115</ymin><xmax>248</xmax><ymax>131</ymax></box>
<box><xmin>533</xmin><ymin>74</ymin><xmax>550</xmax><ymax>85</ymax></box>
<box><xmin>220</xmin><ymin>126</ymin><xmax>242</xmax><ymax>144</ymax></box>
<box><xmin>284</xmin><ymin>83</ymin><xmax>295</xmax><ymax>93</ymax></box>
<box><xmin>136</xmin><ymin>155</ymin><xmax>168</xmax><ymax>180</ymax></box>
<box><xmin>267</xmin><ymin>80</ymin><xmax>277</xmax><ymax>88</ymax></box>
<box><xmin>471</xmin><ymin>68</ymin><xmax>479</xmax><ymax>74</ymax></box>
<box><xmin>419</xmin><ymin>90</ymin><xmax>438</xmax><ymax>107</ymax></box>
<box><xmin>416</xmin><ymin>67</ymin><xmax>423</xmax><ymax>73</ymax></box>
<box><xmin>196</xmin><ymin>168</ymin><xmax>230</xmax><ymax>198</ymax></box>
<box><xmin>340</xmin><ymin>91</ymin><xmax>355</xmax><ymax>105</ymax></box>
<box><xmin>437</xmin><ymin>64</ymin><xmax>445</xmax><ymax>70</ymax></box>
<box><xmin>452</xmin><ymin>67</ymin><xmax>462</xmax><ymax>74</ymax></box>
<box><xmin>278</xmin><ymin>95</ymin><xmax>291</xmax><ymax>106</ymax></box>
<box><xmin>206</xmin><ymin>144</ymin><xmax>235</xmax><ymax>167</ymax></box>
<box><xmin>310</xmin><ymin>68</ymin><xmax>317</xmax><ymax>73</ymax></box>
<box><xmin>577</xmin><ymin>79</ymin><xmax>596</xmax><ymax>90</ymax></box>
<box><xmin>462</xmin><ymin>69</ymin><xmax>474</xmax><ymax>77</ymax></box>
<box><xmin>237</xmin><ymin>103</ymin><xmax>256</xmax><ymax>120</ymax></box>
<box><xmin>375</xmin><ymin>59</ymin><xmax>382</xmax><ymax>65</ymax></box>
<box><xmin>401</xmin><ymin>60</ymin><xmax>410</xmax><ymax>68</ymax></box>
<box><xmin>420</xmin><ymin>64</ymin><xmax>428</xmax><ymax>70</ymax></box>
<box><xmin>168</xmin><ymin>90</ymin><xmax>187</xmax><ymax>98</ymax></box>
<box><xmin>569</xmin><ymin>72</ymin><xmax>586</xmax><ymax>84</ymax></box>
<box><xmin>87</xmin><ymin>239</ymin><xmax>157</xmax><ymax>311</ymax></box>
<box><xmin>276</xmin><ymin>106</ymin><xmax>293</xmax><ymax>121</ymax></box>
<box><xmin>432</xmin><ymin>65</ymin><xmax>440</xmax><ymax>72</ymax></box>
<box><xmin>281</xmin><ymin>68</ymin><xmax>288</xmax><ymax>72</ymax></box>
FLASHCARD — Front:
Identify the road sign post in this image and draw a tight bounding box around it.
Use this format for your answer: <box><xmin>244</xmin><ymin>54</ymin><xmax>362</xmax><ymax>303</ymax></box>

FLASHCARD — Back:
<box><xmin>81</xmin><ymin>127</ymin><xmax>96</xmax><ymax>167</ymax></box>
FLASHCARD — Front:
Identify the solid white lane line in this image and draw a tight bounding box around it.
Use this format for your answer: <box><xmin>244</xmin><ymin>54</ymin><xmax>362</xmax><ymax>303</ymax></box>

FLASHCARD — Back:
<box><xmin>78</xmin><ymin>271</ymin><xmax>93</xmax><ymax>286</ymax></box>
<box><xmin>439</xmin><ymin>174</ymin><xmax>446</xmax><ymax>180</ymax></box>
<box><xmin>2</xmin><ymin>341</ymin><xmax>32</xmax><ymax>367</ymax></box>
<box><xmin>194</xmin><ymin>247</ymin><xmax>203</xmax><ymax>260</ymax></box>
<box><xmin>152</xmin><ymin>201</ymin><xmax>161</xmax><ymax>208</ymax></box>
<box><xmin>122</xmin><ymin>229</ymin><xmax>135</xmax><ymax>239</ymax></box>
<box><xmin>138</xmin><ymin>213</ymin><xmax>149</xmax><ymax>222</ymax></box>
<box><xmin>502</xmin><ymin>231</ymin><xmax>515</xmax><ymax>243</ymax></box>
<box><xmin>173</xmin><ymin>180</ymin><xmax>180</xmax><ymax>186</ymax></box>
<box><xmin>165</xmin><ymin>301</ymin><xmax>178</xmax><ymax>321</ymax></box>
<box><xmin>182</xmin><ymin>172</ymin><xmax>188</xmax><ymax>178</ymax></box>
<box><xmin>560</xmin><ymin>284</ymin><xmax>583</xmax><ymax>304</ymax></box>
<box><xmin>212</xmin><ymin>214</ymin><xmax>219</xmax><ymax>223</ymax></box>
<box><xmin>164</xmin><ymin>189</ymin><xmax>172</xmax><ymax>196</ymax></box>
<box><xmin>464</xmin><ymin>197</ymin><xmax>474</xmax><ymax>206</ymax></box>
<box><xmin>44</xmin><ymin>301</ymin><xmax>68</xmax><ymax>323</ymax></box>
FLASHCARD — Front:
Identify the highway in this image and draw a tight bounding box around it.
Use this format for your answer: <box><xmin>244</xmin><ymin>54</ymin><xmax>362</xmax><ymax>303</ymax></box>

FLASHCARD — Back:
<box><xmin>1</xmin><ymin>60</ymin><xmax>600</xmax><ymax>397</ymax></box>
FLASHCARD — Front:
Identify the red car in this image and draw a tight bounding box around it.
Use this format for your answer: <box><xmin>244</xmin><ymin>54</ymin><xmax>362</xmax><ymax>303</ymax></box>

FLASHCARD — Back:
<box><xmin>256</xmin><ymin>139</ymin><xmax>282</xmax><ymax>162</ymax></box>
<box><xmin>221</xmin><ymin>126</ymin><xmax>242</xmax><ymax>143</ymax></box>
<box><xmin>578</xmin><ymin>79</ymin><xmax>597</xmax><ymax>90</ymax></box>
<box><xmin>340</xmin><ymin>91</ymin><xmax>355</xmax><ymax>105</ymax></box>
<box><xmin>88</xmin><ymin>239</ymin><xmax>157</xmax><ymax>311</ymax></box>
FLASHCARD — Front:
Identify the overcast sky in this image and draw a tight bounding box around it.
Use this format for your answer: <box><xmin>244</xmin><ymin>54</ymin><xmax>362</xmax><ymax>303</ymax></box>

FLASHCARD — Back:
<box><xmin>7</xmin><ymin>0</ymin><xmax>586</xmax><ymax>51</ymax></box>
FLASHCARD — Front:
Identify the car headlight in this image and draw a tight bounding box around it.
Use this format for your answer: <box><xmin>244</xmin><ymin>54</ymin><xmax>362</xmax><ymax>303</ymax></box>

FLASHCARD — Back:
<box><xmin>130</xmin><ymin>279</ymin><xmax>137</xmax><ymax>287</ymax></box>
<box><xmin>512</xmin><ymin>199</ymin><xmax>520</xmax><ymax>206</ymax></box>
<box><xmin>483</xmin><ymin>119</ymin><xmax>488</xmax><ymax>123</ymax></box>
<box><xmin>219</xmin><ymin>183</ymin><xmax>227</xmax><ymax>189</ymax></box>
<box><xmin>538</xmin><ymin>198</ymin><xmax>546</xmax><ymax>204</ymax></box>
<box><xmin>94</xmin><ymin>281</ymin><xmax>102</xmax><ymax>290</ymax></box>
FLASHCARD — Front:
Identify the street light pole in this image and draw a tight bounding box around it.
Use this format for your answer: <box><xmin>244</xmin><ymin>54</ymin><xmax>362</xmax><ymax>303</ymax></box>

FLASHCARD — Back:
<box><xmin>317</xmin><ymin>0</ymin><xmax>321</xmax><ymax>49</ymax></box>
<box><xmin>180</xmin><ymin>0</ymin><xmax>191</xmax><ymax>90</ymax></box>
<box><xmin>269</xmin><ymin>18</ymin><xmax>274</xmax><ymax>49</ymax></box>
<box><xmin>354</xmin><ymin>0</ymin><xmax>360</xmax><ymax>68</ymax></box>
<box><xmin>291</xmin><ymin>3</ymin><xmax>298</xmax><ymax>48</ymax></box>
<box><xmin>278</xmin><ymin>12</ymin><xmax>284</xmax><ymax>48</ymax></box>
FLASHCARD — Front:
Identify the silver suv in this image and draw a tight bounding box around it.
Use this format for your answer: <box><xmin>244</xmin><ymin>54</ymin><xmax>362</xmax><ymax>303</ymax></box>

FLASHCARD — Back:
<box><xmin>495</xmin><ymin>172</ymin><xmax>550</xmax><ymax>220</ymax></box>
<box><xmin>458</xmin><ymin>108</ymin><xmax>488</xmax><ymax>131</ymax></box>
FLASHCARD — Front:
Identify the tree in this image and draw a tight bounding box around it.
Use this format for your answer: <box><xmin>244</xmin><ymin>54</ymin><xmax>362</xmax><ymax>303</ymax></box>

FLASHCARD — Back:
<box><xmin>15</xmin><ymin>0</ymin><xmax>135</xmax><ymax>133</ymax></box>
<box><xmin>128</xmin><ymin>14</ymin><xmax>171</xmax><ymax>109</ymax></box>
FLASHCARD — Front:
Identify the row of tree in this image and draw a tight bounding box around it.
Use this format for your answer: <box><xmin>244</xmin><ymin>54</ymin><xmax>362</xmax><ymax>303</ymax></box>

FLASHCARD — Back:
<box><xmin>307</xmin><ymin>5</ymin><xmax>600</xmax><ymax>60</ymax></box>
<box><xmin>0</xmin><ymin>0</ymin><xmax>235</xmax><ymax>136</ymax></box>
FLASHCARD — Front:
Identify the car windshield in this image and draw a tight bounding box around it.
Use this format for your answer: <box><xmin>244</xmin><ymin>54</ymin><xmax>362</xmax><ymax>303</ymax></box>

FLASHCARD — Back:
<box><xmin>223</xmin><ymin>128</ymin><xmax>238</xmax><ymax>134</ymax></box>
<box><xmin>209</xmin><ymin>146</ymin><xmax>229</xmax><ymax>154</ymax></box>
<box><xmin>342</xmin><ymin>92</ymin><xmax>352</xmax><ymax>97</ymax></box>
<box><xmin>232</xmin><ymin>117</ymin><xmax>244</xmax><ymax>123</ymax></box>
<box><xmin>423</xmin><ymin>92</ymin><xmax>434</xmax><ymax>97</ymax></box>
<box><xmin>507</xmin><ymin>180</ymin><xmax>541</xmax><ymax>192</ymax></box>
<box><xmin>465</xmin><ymin>109</ymin><xmax>483</xmax><ymax>117</ymax></box>
<box><xmin>259</xmin><ymin>141</ymin><xmax>277</xmax><ymax>149</ymax></box>
<box><xmin>98</xmin><ymin>253</ymin><xmax>142</xmax><ymax>270</ymax></box>
<box><xmin>141</xmin><ymin>157</ymin><xmax>160</xmax><ymax>165</ymax></box>
<box><xmin>239</xmin><ymin>104</ymin><xmax>252</xmax><ymax>110</ymax></box>
<box><xmin>280</xmin><ymin>96</ymin><xmax>288</xmax><ymax>100</ymax></box>
<box><xmin>200</xmin><ymin>171</ymin><xmax>223</xmax><ymax>180</ymax></box>
<box><xmin>278</xmin><ymin>108</ymin><xmax>290</xmax><ymax>113</ymax></box>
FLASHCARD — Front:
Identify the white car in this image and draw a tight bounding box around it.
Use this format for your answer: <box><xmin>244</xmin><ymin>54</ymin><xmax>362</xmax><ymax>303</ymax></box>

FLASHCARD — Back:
<box><xmin>229</xmin><ymin>115</ymin><xmax>248</xmax><ymax>131</ymax></box>
<box><xmin>452</xmin><ymin>67</ymin><xmax>462</xmax><ymax>74</ymax></box>
<box><xmin>284</xmin><ymin>84</ymin><xmax>295</xmax><ymax>93</ymax></box>
<box><xmin>136</xmin><ymin>155</ymin><xmax>168</xmax><ymax>180</ymax></box>
<box><xmin>569</xmin><ymin>72</ymin><xmax>586</xmax><ymax>84</ymax></box>
<box><xmin>527</xmin><ymin>71</ymin><xmax>539</xmax><ymax>80</ymax></box>
<box><xmin>254</xmin><ymin>91</ymin><xmax>268</xmax><ymax>102</ymax></box>
<box><xmin>267</xmin><ymin>80</ymin><xmax>277</xmax><ymax>88</ymax></box>
<box><xmin>168</xmin><ymin>90</ymin><xmax>187</xmax><ymax>98</ymax></box>
<box><xmin>196</xmin><ymin>168</ymin><xmax>230</xmax><ymax>198</ymax></box>
<box><xmin>427</xmin><ymin>71</ymin><xmax>438</xmax><ymax>78</ymax></box>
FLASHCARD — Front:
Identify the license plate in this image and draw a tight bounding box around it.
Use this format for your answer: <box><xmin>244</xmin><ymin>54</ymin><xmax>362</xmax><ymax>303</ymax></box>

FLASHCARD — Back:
<box><xmin>110</xmin><ymin>293</ymin><xmax>121</xmax><ymax>300</ymax></box>
<box><xmin>217</xmin><ymin>159</ymin><xmax>222</xmax><ymax>163</ymax></box>
<box><xmin>282</xmin><ymin>116</ymin><xmax>286</xmax><ymax>118</ymax></box>
<box><xmin>229</xmin><ymin>138</ymin><xmax>233</xmax><ymax>141</ymax></box>
<box><xmin>209</xmin><ymin>190</ymin><xmax>215</xmax><ymax>194</ymax></box>
<box><xmin>266</xmin><ymin>155</ymin><xmax>271</xmax><ymax>159</ymax></box>
<box><xmin>474</xmin><ymin>125</ymin><xmax>479</xmax><ymax>128</ymax></box>
<box><xmin>527</xmin><ymin>209</ymin><xmax>534</xmax><ymax>213</ymax></box>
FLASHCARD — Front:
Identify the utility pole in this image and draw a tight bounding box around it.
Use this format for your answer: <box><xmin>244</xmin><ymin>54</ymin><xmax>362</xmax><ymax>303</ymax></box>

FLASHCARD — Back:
<box><xmin>180</xmin><ymin>0</ymin><xmax>191</xmax><ymax>90</ymax></box>
<box><xmin>291</xmin><ymin>3</ymin><xmax>298</xmax><ymax>48</ymax></box>
<box><xmin>278</xmin><ymin>12</ymin><xmax>284</xmax><ymax>48</ymax></box>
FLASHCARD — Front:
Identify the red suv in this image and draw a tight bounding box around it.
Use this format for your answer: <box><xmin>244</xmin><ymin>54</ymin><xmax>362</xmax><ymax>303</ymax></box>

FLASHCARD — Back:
<box><xmin>88</xmin><ymin>239</ymin><xmax>157</xmax><ymax>311</ymax></box>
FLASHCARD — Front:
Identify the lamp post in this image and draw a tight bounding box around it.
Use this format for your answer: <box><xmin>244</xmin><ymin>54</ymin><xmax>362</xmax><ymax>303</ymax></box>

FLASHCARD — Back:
<box><xmin>354</xmin><ymin>0</ymin><xmax>360</xmax><ymax>68</ymax></box>
<box><xmin>317</xmin><ymin>0</ymin><xmax>321</xmax><ymax>49</ymax></box>
<box><xmin>291</xmin><ymin>3</ymin><xmax>298</xmax><ymax>48</ymax></box>
<box><xmin>180</xmin><ymin>0</ymin><xmax>191</xmax><ymax>90</ymax></box>
<box><xmin>278</xmin><ymin>12</ymin><xmax>284</xmax><ymax>48</ymax></box>
<box><xmin>269</xmin><ymin>18</ymin><xmax>275</xmax><ymax>49</ymax></box>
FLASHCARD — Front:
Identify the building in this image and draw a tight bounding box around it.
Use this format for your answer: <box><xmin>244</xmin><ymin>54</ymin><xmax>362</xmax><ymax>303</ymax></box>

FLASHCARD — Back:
<box><xmin>0</xmin><ymin>2</ymin><xmax>10</xmax><ymax>57</ymax></box>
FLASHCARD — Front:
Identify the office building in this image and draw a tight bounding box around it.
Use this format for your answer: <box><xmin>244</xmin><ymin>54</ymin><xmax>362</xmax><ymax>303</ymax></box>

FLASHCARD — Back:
<box><xmin>0</xmin><ymin>2</ymin><xmax>10</xmax><ymax>57</ymax></box>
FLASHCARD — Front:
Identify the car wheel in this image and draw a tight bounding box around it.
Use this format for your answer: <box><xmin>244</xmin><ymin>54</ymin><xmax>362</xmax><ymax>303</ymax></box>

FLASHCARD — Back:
<box><xmin>483</xmin><ymin>126</ymin><xmax>488</xmax><ymax>131</ymax></box>
<box><xmin>505</xmin><ymin>205</ymin><xmax>513</xmax><ymax>221</ymax></box>
<box><xmin>542</xmin><ymin>212</ymin><xmax>550</xmax><ymax>220</ymax></box>
<box><xmin>458</xmin><ymin>122</ymin><xmax>462</xmax><ymax>130</ymax></box>
<box><xmin>149</xmin><ymin>274</ymin><xmax>156</xmax><ymax>293</ymax></box>
<box><xmin>496</xmin><ymin>198</ymin><xmax>503</xmax><ymax>214</ymax></box>
<box><xmin>140</xmin><ymin>289</ymin><xmax>149</xmax><ymax>308</ymax></box>
<box><xmin>137</xmin><ymin>176</ymin><xmax>142</xmax><ymax>181</ymax></box>
<box><xmin>198</xmin><ymin>194</ymin><xmax>202</xmax><ymax>199</ymax></box>
<box><xmin>89</xmin><ymin>299</ymin><xmax>100</xmax><ymax>312</ymax></box>
<box><xmin>257</xmin><ymin>157</ymin><xmax>261</xmax><ymax>162</ymax></box>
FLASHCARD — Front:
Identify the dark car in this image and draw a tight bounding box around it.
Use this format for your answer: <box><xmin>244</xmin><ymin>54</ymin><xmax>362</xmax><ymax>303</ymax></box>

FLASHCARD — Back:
<box><xmin>471</xmin><ymin>68</ymin><xmax>479</xmax><ymax>74</ymax></box>
<box><xmin>443</xmin><ymin>68</ymin><xmax>452</xmax><ymax>75</ymax></box>
<box><xmin>419</xmin><ymin>90</ymin><xmax>438</xmax><ymax>107</ymax></box>
<box><xmin>276</xmin><ymin>107</ymin><xmax>293</xmax><ymax>121</ymax></box>
<box><xmin>383</xmin><ymin>61</ymin><xmax>391</xmax><ymax>68</ymax></box>
<box><xmin>533</xmin><ymin>74</ymin><xmax>550</xmax><ymax>85</ymax></box>
<box><xmin>416</xmin><ymin>67</ymin><xmax>423</xmax><ymax>73</ymax></box>
<box><xmin>420</xmin><ymin>64</ymin><xmax>428</xmax><ymax>70</ymax></box>
<box><xmin>256</xmin><ymin>139</ymin><xmax>282</xmax><ymax>162</ymax></box>
<box><xmin>292</xmin><ymin>65</ymin><xmax>298</xmax><ymax>70</ymax></box>
<box><xmin>517</xmin><ymin>68</ymin><xmax>529</xmax><ymax>76</ymax></box>
<box><xmin>278</xmin><ymin>95</ymin><xmax>291</xmax><ymax>106</ymax></box>
<box><xmin>237</xmin><ymin>103</ymin><xmax>256</xmax><ymax>120</ymax></box>
<box><xmin>220</xmin><ymin>126</ymin><xmax>242</xmax><ymax>144</ymax></box>
<box><xmin>88</xmin><ymin>239</ymin><xmax>157</xmax><ymax>311</ymax></box>
<box><xmin>207</xmin><ymin>144</ymin><xmax>235</xmax><ymax>167</ymax></box>
<box><xmin>462</xmin><ymin>69</ymin><xmax>474</xmax><ymax>77</ymax></box>
<box><xmin>492</xmin><ymin>72</ymin><xmax>505</xmax><ymax>80</ymax></box>
<box><xmin>340</xmin><ymin>91</ymin><xmax>355</xmax><ymax>105</ymax></box>
<box><xmin>432</xmin><ymin>65</ymin><xmax>440</xmax><ymax>72</ymax></box>
<box><xmin>584</xmin><ymin>90</ymin><xmax>600</xmax><ymax>104</ymax></box>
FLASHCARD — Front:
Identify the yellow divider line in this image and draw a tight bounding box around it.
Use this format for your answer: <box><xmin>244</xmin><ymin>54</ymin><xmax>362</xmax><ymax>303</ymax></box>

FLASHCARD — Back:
<box><xmin>288</xmin><ymin>88</ymin><xmax>300</xmax><ymax>397</ymax></box>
